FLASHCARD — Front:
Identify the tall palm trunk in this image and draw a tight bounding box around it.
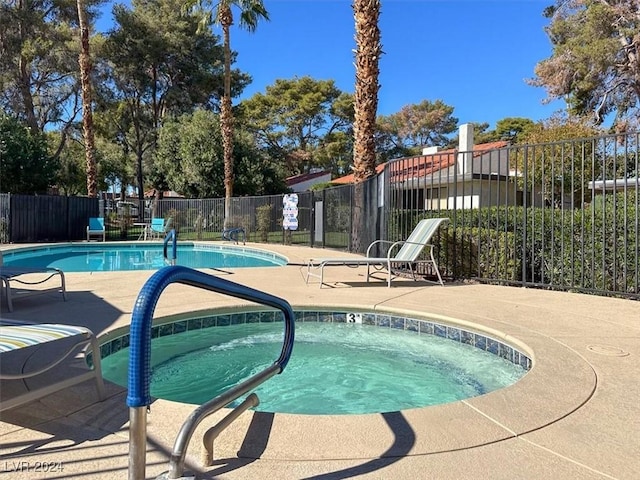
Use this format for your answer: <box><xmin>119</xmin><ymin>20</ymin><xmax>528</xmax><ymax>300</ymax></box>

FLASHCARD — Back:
<box><xmin>77</xmin><ymin>0</ymin><xmax>97</xmax><ymax>197</ymax></box>
<box><xmin>221</xmin><ymin>6</ymin><xmax>234</xmax><ymax>230</ymax></box>
<box><xmin>352</xmin><ymin>0</ymin><xmax>381</xmax><ymax>252</ymax></box>
<box><xmin>17</xmin><ymin>0</ymin><xmax>38</xmax><ymax>132</ymax></box>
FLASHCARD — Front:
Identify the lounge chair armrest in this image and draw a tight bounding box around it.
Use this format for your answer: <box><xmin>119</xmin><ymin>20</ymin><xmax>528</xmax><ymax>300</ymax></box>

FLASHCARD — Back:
<box><xmin>385</xmin><ymin>240</ymin><xmax>433</xmax><ymax>260</ymax></box>
<box><xmin>366</xmin><ymin>239</ymin><xmax>396</xmax><ymax>257</ymax></box>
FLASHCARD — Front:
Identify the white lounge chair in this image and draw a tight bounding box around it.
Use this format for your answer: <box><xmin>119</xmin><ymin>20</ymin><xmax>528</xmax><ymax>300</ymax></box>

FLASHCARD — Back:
<box><xmin>306</xmin><ymin>218</ymin><xmax>449</xmax><ymax>288</ymax></box>
<box><xmin>0</xmin><ymin>322</ymin><xmax>106</xmax><ymax>412</ymax></box>
<box><xmin>0</xmin><ymin>252</ymin><xmax>66</xmax><ymax>312</ymax></box>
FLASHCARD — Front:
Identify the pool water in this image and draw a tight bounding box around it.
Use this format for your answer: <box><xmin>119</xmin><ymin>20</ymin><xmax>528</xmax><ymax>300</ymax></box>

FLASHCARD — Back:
<box><xmin>2</xmin><ymin>244</ymin><xmax>286</xmax><ymax>272</ymax></box>
<box><xmin>101</xmin><ymin>322</ymin><xmax>527</xmax><ymax>415</ymax></box>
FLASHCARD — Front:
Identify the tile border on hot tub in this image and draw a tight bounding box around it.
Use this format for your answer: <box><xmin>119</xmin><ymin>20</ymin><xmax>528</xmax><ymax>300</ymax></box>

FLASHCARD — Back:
<box><xmin>94</xmin><ymin>309</ymin><xmax>532</xmax><ymax>371</ymax></box>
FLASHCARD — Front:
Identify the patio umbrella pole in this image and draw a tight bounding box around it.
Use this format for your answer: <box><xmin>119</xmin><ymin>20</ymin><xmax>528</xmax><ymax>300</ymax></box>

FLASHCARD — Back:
<box><xmin>129</xmin><ymin>406</ymin><xmax>147</xmax><ymax>480</ymax></box>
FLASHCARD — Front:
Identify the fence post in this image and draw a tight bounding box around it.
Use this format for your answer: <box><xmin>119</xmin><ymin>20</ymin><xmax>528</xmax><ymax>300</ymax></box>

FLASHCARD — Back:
<box><xmin>522</xmin><ymin>146</ymin><xmax>529</xmax><ymax>284</ymax></box>
<box><xmin>312</xmin><ymin>191</ymin><xmax>318</xmax><ymax>248</ymax></box>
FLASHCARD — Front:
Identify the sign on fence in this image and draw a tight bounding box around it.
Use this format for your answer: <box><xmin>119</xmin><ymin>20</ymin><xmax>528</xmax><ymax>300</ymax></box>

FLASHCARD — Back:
<box><xmin>283</xmin><ymin>194</ymin><xmax>298</xmax><ymax>231</ymax></box>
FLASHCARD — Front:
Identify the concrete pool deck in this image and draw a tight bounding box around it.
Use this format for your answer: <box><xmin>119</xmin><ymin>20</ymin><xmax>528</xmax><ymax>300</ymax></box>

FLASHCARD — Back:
<box><xmin>0</xmin><ymin>243</ymin><xmax>639</xmax><ymax>479</ymax></box>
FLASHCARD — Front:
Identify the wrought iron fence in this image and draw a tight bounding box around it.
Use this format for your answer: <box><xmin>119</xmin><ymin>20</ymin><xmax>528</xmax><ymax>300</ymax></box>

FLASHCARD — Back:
<box><xmin>382</xmin><ymin>131</ymin><xmax>639</xmax><ymax>299</ymax></box>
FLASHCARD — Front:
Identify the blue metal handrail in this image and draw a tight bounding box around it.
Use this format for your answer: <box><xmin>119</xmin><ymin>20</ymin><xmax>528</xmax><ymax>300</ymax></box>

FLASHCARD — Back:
<box><xmin>163</xmin><ymin>229</ymin><xmax>177</xmax><ymax>265</ymax></box>
<box><xmin>126</xmin><ymin>265</ymin><xmax>295</xmax><ymax>480</ymax></box>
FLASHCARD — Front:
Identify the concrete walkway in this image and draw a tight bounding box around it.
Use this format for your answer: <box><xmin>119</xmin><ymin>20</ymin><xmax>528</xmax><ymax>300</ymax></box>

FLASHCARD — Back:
<box><xmin>1</xmin><ymin>243</ymin><xmax>639</xmax><ymax>479</ymax></box>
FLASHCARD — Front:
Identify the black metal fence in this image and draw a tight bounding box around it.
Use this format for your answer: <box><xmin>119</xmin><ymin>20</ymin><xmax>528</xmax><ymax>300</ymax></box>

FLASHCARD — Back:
<box><xmin>118</xmin><ymin>189</ymin><xmax>356</xmax><ymax>249</ymax></box>
<box><xmin>2</xmin><ymin>130</ymin><xmax>638</xmax><ymax>298</ymax></box>
<box><xmin>380</xmin><ymin>131</ymin><xmax>639</xmax><ymax>299</ymax></box>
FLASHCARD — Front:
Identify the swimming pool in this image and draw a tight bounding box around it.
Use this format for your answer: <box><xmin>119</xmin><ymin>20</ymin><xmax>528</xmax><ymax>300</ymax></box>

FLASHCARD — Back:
<box><xmin>99</xmin><ymin>310</ymin><xmax>531</xmax><ymax>415</ymax></box>
<box><xmin>1</xmin><ymin>243</ymin><xmax>288</xmax><ymax>272</ymax></box>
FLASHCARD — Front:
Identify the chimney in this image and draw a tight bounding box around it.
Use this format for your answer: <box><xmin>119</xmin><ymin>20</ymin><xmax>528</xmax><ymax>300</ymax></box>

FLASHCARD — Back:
<box><xmin>422</xmin><ymin>146</ymin><xmax>440</xmax><ymax>155</ymax></box>
<box><xmin>457</xmin><ymin>123</ymin><xmax>474</xmax><ymax>175</ymax></box>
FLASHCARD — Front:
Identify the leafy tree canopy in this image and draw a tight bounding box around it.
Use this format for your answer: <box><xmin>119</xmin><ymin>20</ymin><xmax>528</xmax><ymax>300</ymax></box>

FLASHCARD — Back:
<box><xmin>155</xmin><ymin>109</ymin><xmax>287</xmax><ymax>198</ymax></box>
<box><xmin>495</xmin><ymin>117</ymin><xmax>537</xmax><ymax>143</ymax></box>
<box><xmin>446</xmin><ymin>118</ymin><xmax>537</xmax><ymax>148</ymax></box>
<box><xmin>376</xmin><ymin>99</ymin><xmax>458</xmax><ymax>161</ymax></box>
<box><xmin>48</xmin><ymin>131</ymin><xmax>87</xmax><ymax>196</ymax></box>
<box><xmin>239</xmin><ymin>76</ymin><xmax>352</xmax><ymax>175</ymax></box>
<box><xmin>0</xmin><ymin>0</ymin><xmax>104</xmax><ymax>134</ymax></box>
<box><xmin>0</xmin><ymin>113</ymin><xmax>58</xmax><ymax>194</ymax></box>
<box><xmin>96</xmin><ymin>0</ymin><xmax>244</xmax><ymax>199</ymax></box>
<box><xmin>520</xmin><ymin>112</ymin><xmax>602</xmax><ymax>206</ymax></box>
<box><xmin>522</xmin><ymin>112</ymin><xmax>601</xmax><ymax>144</ymax></box>
<box><xmin>529</xmin><ymin>0</ymin><xmax>640</xmax><ymax>129</ymax></box>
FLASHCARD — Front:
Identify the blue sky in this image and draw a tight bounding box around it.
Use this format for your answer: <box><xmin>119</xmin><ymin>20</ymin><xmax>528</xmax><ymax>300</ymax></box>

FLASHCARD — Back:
<box><xmin>97</xmin><ymin>0</ymin><xmax>565</xmax><ymax>130</ymax></box>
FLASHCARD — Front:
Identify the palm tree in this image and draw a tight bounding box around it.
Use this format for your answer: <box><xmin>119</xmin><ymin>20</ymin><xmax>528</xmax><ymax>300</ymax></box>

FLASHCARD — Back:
<box><xmin>193</xmin><ymin>0</ymin><xmax>269</xmax><ymax>230</ymax></box>
<box><xmin>76</xmin><ymin>0</ymin><xmax>98</xmax><ymax>197</ymax></box>
<box><xmin>351</xmin><ymin>0</ymin><xmax>381</xmax><ymax>251</ymax></box>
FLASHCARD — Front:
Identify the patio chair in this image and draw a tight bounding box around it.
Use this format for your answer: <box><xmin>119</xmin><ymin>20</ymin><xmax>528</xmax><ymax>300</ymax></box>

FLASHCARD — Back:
<box><xmin>0</xmin><ymin>252</ymin><xmax>66</xmax><ymax>312</ymax></box>
<box><xmin>148</xmin><ymin>217</ymin><xmax>173</xmax><ymax>240</ymax></box>
<box><xmin>87</xmin><ymin>217</ymin><xmax>106</xmax><ymax>241</ymax></box>
<box><xmin>222</xmin><ymin>227</ymin><xmax>246</xmax><ymax>245</ymax></box>
<box><xmin>306</xmin><ymin>217</ymin><xmax>449</xmax><ymax>288</ymax></box>
<box><xmin>0</xmin><ymin>322</ymin><xmax>106</xmax><ymax>412</ymax></box>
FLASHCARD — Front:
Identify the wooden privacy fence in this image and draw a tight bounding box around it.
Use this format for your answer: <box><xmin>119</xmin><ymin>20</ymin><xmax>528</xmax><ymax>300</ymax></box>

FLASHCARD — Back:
<box><xmin>5</xmin><ymin>194</ymin><xmax>98</xmax><ymax>243</ymax></box>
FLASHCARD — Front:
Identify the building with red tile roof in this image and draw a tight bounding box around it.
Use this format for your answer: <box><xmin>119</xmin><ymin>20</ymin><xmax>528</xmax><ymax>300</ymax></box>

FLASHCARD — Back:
<box><xmin>332</xmin><ymin>140</ymin><xmax>509</xmax><ymax>185</ymax></box>
<box><xmin>330</xmin><ymin>123</ymin><xmax>517</xmax><ymax>210</ymax></box>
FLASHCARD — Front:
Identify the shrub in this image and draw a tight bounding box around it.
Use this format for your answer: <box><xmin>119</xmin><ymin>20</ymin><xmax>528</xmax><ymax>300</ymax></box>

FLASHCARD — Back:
<box><xmin>255</xmin><ymin>205</ymin><xmax>272</xmax><ymax>242</ymax></box>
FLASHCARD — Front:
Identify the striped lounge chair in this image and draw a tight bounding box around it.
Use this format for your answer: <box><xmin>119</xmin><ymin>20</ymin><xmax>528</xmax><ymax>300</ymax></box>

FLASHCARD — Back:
<box><xmin>306</xmin><ymin>217</ymin><xmax>449</xmax><ymax>288</ymax></box>
<box><xmin>0</xmin><ymin>323</ymin><xmax>106</xmax><ymax>412</ymax></box>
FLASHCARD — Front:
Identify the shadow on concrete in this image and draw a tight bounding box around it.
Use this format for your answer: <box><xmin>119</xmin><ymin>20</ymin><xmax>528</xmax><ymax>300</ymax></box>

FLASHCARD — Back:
<box><xmin>301</xmin><ymin>411</ymin><xmax>416</xmax><ymax>480</ymax></box>
<box><xmin>196</xmin><ymin>411</ymin><xmax>416</xmax><ymax>480</ymax></box>
<box><xmin>197</xmin><ymin>411</ymin><xmax>275</xmax><ymax>478</ymax></box>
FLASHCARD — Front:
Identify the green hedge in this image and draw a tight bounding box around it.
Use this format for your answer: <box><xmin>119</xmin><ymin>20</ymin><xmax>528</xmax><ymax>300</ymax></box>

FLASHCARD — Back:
<box><xmin>441</xmin><ymin>226</ymin><xmax>520</xmax><ymax>281</ymax></box>
<box><xmin>388</xmin><ymin>191</ymin><xmax>639</xmax><ymax>295</ymax></box>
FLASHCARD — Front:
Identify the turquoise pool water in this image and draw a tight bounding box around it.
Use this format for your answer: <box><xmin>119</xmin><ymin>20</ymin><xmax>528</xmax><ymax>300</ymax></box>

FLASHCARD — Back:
<box><xmin>1</xmin><ymin>243</ymin><xmax>287</xmax><ymax>272</ymax></box>
<box><xmin>101</xmin><ymin>319</ymin><xmax>528</xmax><ymax>415</ymax></box>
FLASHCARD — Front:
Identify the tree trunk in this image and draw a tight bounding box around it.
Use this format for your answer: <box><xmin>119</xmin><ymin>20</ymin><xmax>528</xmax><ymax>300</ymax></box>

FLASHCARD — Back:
<box><xmin>221</xmin><ymin>7</ymin><xmax>234</xmax><ymax>231</ymax></box>
<box><xmin>136</xmin><ymin>148</ymin><xmax>144</xmax><ymax>205</ymax></box>
<box><xmin>77</xmin><ymin>0</ymin><xmax>98</xmax><ymax>197</ymax></box>
<box><xmin>351</xmin><ymin>0</ymin><xmax>381</xmax><ymax>252</ymax></box>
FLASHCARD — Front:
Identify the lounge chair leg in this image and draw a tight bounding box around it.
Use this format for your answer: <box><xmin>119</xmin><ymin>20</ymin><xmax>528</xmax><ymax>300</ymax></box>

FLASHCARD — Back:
<box><xmin>0</xmin><ymin>325</ymin><xmax>107</xmax><ymax>411</ymax></box>
<box><xmin>89</xmin><ymin>334</ymin><xmax>107</xmax><ymax>401</ymax></box>
<box><xmin>59</xmin><ymin>270</ymin><xmax>67</xmax><ymax>301</ymax></box>
<box><xmin>431</xmin><ymin>249</ymin><xmax>444</xmax><ymax>286</ymax></box>
<box><xmin>305</xmin><ymin>261</ymin><xmax>326</xmax><ymax>288</ymax></box>
<box><xmin>305</xmin><ymin>262</ymin><xmax>312</xmax><ymax>284</ymax></box>
<box><xmin>408</xmin><ymin>263</ymin><xmax>417</xmax><ymax>281</ymax></box>
<box><xmin>2</xmin><ymin>278</ymin><xmax>13</xmax><ymax>312</ymax></box>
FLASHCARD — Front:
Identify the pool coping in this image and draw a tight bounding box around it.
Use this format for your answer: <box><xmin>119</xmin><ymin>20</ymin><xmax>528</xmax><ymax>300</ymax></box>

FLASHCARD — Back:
<box><xmin>0</xmin><ymin>241</ymin><xmax>289</xmax><ymax>271</ymax></box>
<box><xmin>111</xmin><ymin>304</ymin><xmax>593</xmax><ymax>463</ymax></box>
